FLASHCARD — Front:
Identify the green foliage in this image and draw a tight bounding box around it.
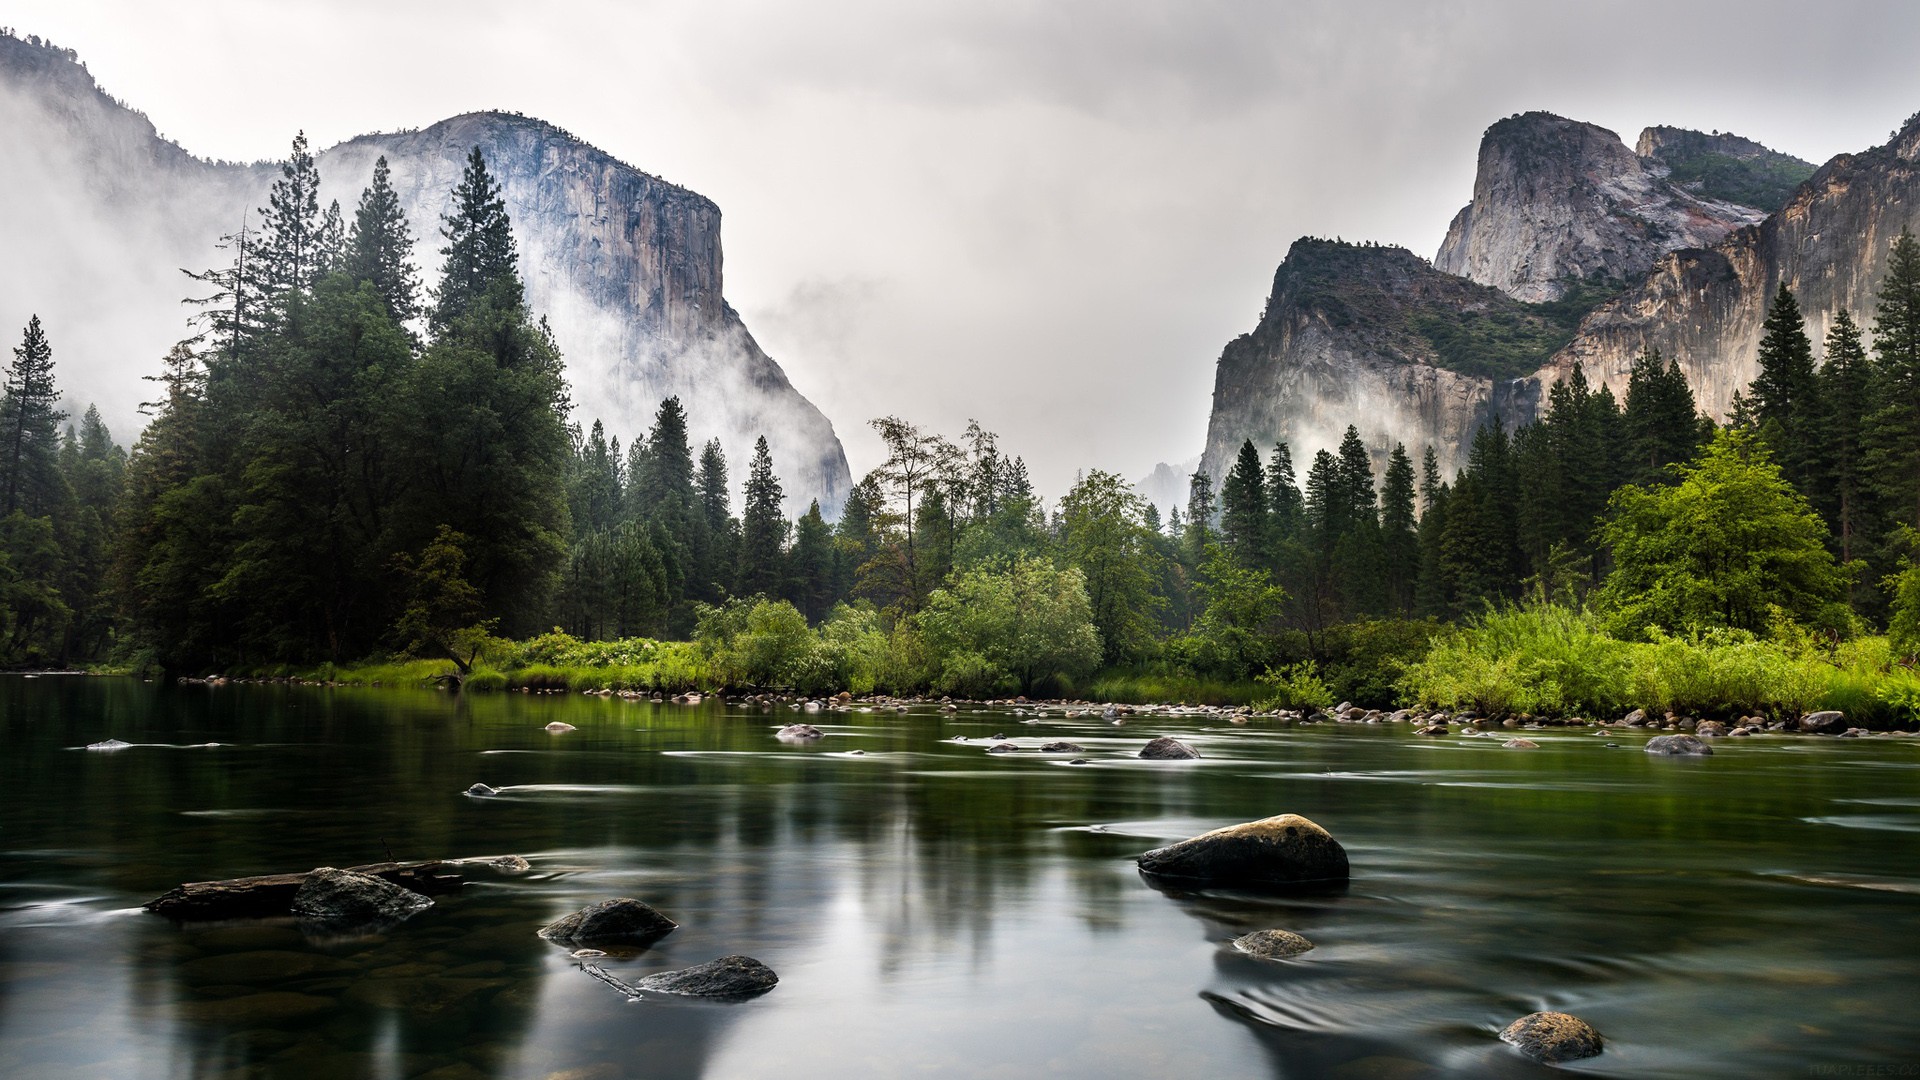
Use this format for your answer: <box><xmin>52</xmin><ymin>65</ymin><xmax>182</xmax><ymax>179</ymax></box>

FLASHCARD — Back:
<box><xmin>1595</xmin><ymin>429</ymin><xmax>1854</xmax><ymax>638</ymax></box>
<box><xmin>1256</xmin><ymin>660</ymin><xmax>1334</xmax><ymax>711</ymax></box>
<box><xmin>915</xmin><ymin>555</ymin><xmax>1102</xmax><ymax>696</ymax></box>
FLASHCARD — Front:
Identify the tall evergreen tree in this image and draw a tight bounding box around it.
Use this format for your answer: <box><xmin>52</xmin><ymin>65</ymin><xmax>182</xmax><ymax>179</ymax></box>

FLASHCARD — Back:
<box><xmin>1749</xmin><ymin>283</ymin><xmax>1821</xmax><ymax>491</ymax></box>
<box><xmin>1218</xmin><ymin>439</ymin><xmax>1268</xmax><ymax>564</ymax></box>
<box><xmin>0</xmin><ymin>315</ymin><xmax>64</xmax><ymax>517</ymax></box>
<box><xmin>344</xmin><ymin>156</ymin><xmax>421</xmax><ymax>324</ymax></box>
<box><xmin>430</xmin><ymin>147</ymin><xmax>521</xmax><ymax>338</ymax></box>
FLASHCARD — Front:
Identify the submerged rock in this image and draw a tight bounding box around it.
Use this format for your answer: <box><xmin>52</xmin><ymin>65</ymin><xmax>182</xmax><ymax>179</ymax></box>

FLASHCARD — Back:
<box><xmin>775</xmin><ymin>724</ymin><xmax>825</xmax><ymax>741</ymax></box>
<box><xmin>1500</xmin><ymin>1011</ymin><xmax>1604</xmax><ymax>1063</ymax></box>
<box><xmin>290</xmin><ymin>867</ymin><xmax>432</xmax><ymax>925</ymax></box>
<box><xmin>1138</xmin><ymin>736</ymin><xmax>1200</xmax><ymax>760</ymax></box>
<box><xmin>634</xmin><ymin>954</ymin><xmax>778</xmax><ymax>997</ymax></box>
<box><xmin>1232</xmin><ymin>929</ymin><xmax>1315</xmax><ymax>959</ymax></box>
<box><xmin>1645</xmin><ymin>734</ymin><xmax>1713</xmax><ymax>756</ymax></box>
<box><xmin>1137</xmin><ymin>814</ymin><xmax>1348</xmax><ymax>887</ymax></box>
<box><xmin>539</xmin><ymin>898</ymin><xmax>677</xmax><ymax>946</ymax></box>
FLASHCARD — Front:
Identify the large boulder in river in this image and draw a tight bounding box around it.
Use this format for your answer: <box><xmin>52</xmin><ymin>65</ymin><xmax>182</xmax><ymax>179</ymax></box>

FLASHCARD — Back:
<box><xmin>635</xmin><ymin>955</ymin><xmax>778</xmax><ymax>997</ymax></box>
<box><xmin>290</xmin><ymin>867</ymin><xmax>432</xmax><ymax>925</ymax></box>
<box><xmin>1500</xmin><ymin>1011</ymin><xmax>1603</xmax><ymax>1063</ymax></box>
<box><xmin>1799</xmin><ymin>710</ymin><xmax>1848</xmax><ymax>735</ymax></box>
<box><xmin>1138</xmin><ymin>736</ymin><xmax>1199</xmax><ymax>760</ymax></box>
<box><xmin>539</xmin><ymin>898</ymin><xmax>678</xmax><ymax>946</ymax></box>
<box><xmin>1137</xmin><ymin>814</ymin><xmax>1348</xmax><ymax>887</ymax></box>
<box><xmin>1645</xmin><ymin>734</ymin><xmax>1712</xmax><ymax>756</ymax></box>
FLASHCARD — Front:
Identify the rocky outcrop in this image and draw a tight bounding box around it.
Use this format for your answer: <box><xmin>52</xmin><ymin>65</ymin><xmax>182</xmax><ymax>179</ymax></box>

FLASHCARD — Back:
<box><xmin>0</xmin><ymin>31</ymin><xmax>849</xmax><ymax>514</ymax></box>
<box><xmin>1136</xmin><ymin>814</ymin><xmax>1349</xmax><ymax>887</ymax></box>
<box><xmin>1197</xmin><ymin>239</ymin><xmax>1561</xmax><ymax>482</ymax></box>
<box><xmin>1436</xmin><ymin>112</ymin><xmax>1767</xmax><ymax>302</ymax></box>
<box><xmin>538</xmin><ymin>898</ymin><xmax>678</xmax><ymax>946</ymax></box>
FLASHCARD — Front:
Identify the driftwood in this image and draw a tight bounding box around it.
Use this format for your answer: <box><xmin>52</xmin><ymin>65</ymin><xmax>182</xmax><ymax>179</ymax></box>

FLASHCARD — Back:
<box><xmin>142</xmin><ymin>860</ymin><xmax>464</xmax><ymax>919</ymax></box>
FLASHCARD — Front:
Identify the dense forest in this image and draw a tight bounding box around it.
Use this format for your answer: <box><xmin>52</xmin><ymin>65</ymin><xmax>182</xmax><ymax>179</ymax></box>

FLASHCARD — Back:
<box><xmin>2</xmin><ymin>134</ymin><xmax>1918</xmax><ymax>719</ymax></box>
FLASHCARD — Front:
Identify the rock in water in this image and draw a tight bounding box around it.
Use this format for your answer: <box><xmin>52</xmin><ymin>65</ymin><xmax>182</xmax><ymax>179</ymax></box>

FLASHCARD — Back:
<box><xmin>1138</xmin><ymin>737</ymin><xmax>1199</xmax><ymax>760</ymax></box>
<box><xmin>1500</xmin><ymin>1011</ymin><xmax>1604</xmax><ymax>1063</ymax></box>
<box><xmin>1644</xmin><ymin>734</ymin><xmax>1713</xmax><ymax>756</ymax></box>
<box><xmin>1799</xmin><ymin>710</ymin><xmax>1848</xmax><ymax>735</ymax></box>
<box><xmin>290</xmin><ymin>867</ymin><xmax>432</xmax><ymax>925</ymax></box>
<box><xmin>1136</xmin><ymin>814</ymin><xmax>1349</xmax><ymax>887</ymax></box>
<box><xmin>465</xmin><ymin>783</ymin><xmax>498</xmax><ymax>797</ymax></box>
<box><xmin>775</xmin><ymin>724</ymin><xmax>825</xmax><ymax>741</ymax></box>
<box><xmin>635</xmin><ymin>955</ymin><xmax>778</xmax><ymax>997</ymax></box>
<box><xmin>538</xmin><ymin>898</ymin><xmax>678</xmax><ymax>946</ymax></box>
<box><xmin>1232</xmin><ymin>929</ymin><xmax>1315</xmax><ymax>959</ymax></box>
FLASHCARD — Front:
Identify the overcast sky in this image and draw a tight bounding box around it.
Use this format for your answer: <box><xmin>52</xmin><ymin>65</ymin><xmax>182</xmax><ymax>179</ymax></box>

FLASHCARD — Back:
<box><xmin>11</xmin><ymin>0</ymin><xmax>1920</xmax><ymax>495</ymax></box>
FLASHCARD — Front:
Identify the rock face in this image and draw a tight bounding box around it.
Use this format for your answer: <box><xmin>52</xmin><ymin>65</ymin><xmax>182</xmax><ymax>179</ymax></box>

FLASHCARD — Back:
<box><xmin>0</xmin><ymin>32</ymin><xmax>849</xmax><ymax>514</ymax></box>
<box><xmin>538</xmin><ymin>898</ymin><xmax>678</xmax><ymax>946</ymax></box>
<box><xmin>1138</xmin><ymin>736</ymin><xmax>1200</xmax><ymax>760</ymax></box>
<box><xmin>634</xmin><ymin>955</ymin><xmax>779</xmax><ymax>997</ymax></box>
<box><xmin>1436</xmin><ymin>112</ymin><xmax>1771</xmax><ymax>302</ymax></box>
<box><xmin>1136</xmin><ymin>814</ymin><xmax>1349</xmax><ymax>887</ymax></box>
<box><xmin>289</xmin><ymin>867</ymin><xmax>433</xmax><ymax>925</ymax></box>
<box><xmin>1499</xmin><ymin>1011</ymin><xmax>1604</xmax><ymax>1063</ymax></box>
<box><xmin>1196</xmin><ymin>239</ymin><xmax>1558</xmax><ymax>482</ymax></box>
<box><xmin>1232</xmin><ymin>929</ymin><xmax>1315</xmax><ymax>959</ymax></box>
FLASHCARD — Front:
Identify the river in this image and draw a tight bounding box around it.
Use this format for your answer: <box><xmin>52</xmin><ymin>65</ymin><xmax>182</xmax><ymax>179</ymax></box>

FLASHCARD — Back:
<box><xmin>2</xmin><ymin>675</ymin><xmax>1916</xmax><ymax>1078</ymax></box>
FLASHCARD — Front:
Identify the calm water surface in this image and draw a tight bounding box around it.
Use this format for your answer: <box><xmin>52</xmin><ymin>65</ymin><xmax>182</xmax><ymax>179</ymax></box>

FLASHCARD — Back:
<box><xmin>2</xmin><ymin>675</ymin><xmax>1918</xmax><ymax>1078</ymax></box>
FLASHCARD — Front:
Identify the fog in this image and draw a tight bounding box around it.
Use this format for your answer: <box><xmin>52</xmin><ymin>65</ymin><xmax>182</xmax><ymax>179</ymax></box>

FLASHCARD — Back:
<box><xmin>8</xmin><ymin>0</ymin><xmax>1920</xmax><ymax>496</ymax></box>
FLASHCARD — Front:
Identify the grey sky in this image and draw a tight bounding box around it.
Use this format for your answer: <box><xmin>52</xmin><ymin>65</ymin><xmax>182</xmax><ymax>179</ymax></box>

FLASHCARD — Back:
<box><xmin>11</xmin><ymin>0</ymin><xmax>1920</xmax><ymax>497</ymax></box>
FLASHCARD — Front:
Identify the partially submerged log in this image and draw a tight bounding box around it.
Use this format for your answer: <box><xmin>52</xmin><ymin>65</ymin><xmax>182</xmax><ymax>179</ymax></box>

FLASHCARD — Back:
<box><xmin>143</xmin><ymin>860</ymin><xmax>464</xmax><ymax>920</ymax></box>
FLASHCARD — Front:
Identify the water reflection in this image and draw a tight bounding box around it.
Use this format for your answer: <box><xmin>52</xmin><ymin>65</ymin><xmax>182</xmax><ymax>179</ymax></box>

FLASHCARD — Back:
<box><xmin>0</xmin><ymin>675</ymin><xmax>1917</xmax><ymax>1077</ymax></box>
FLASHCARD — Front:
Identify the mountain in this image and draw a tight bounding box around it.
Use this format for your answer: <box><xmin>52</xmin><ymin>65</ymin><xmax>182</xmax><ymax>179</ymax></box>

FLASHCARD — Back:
<box><xmin>0</xmin><ymin>31</ymin><xmax>850</xmax><ymax>515</ymax></box>
<box><xmin>1434</xmin><ymin>112</ymin><xmax>1790</xmax><ymax>302</ymax></box>
<box><xmin>1198</xmin><ymin>239</ymin><xmax>1564</xmax><ymax>482</ymax></box>
<box><xmin>1198</xmin><ymin>110</ymin><xmax>1851</xmax><ymax>485</ymax></box>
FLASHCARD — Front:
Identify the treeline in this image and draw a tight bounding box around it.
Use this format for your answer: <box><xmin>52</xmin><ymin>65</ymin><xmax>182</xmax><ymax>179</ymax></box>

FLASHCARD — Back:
<box><xmin>1</xmin><ymin>130</ymin><xmax>1917</xmax><ymax>703</ymax></box>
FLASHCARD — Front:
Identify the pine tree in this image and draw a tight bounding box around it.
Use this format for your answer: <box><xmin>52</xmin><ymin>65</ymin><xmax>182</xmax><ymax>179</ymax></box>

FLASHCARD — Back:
<box><xmin>736</xmin><ymin>436</ymin><xmax>786</xmax><ymax>598</ymax></box>
<box><xmin>1218</xmin><ymin>439</ymin><xmax>1268</xmax><ymax>564</ymax></box>
<box><xmin>0</xmin><ymin>315</ymin><xmax>66</xmax><ymax>516</ymax></box>
<box><xmin>1380</xmin><ymin>443</ymin><xmax>1419</xmax><ymax>614</ymax></box>
<box><xmin>1750</xmin><ymin>283</ymin><xmax>1821</xmax><ymax>491</ymax></box>
<box><xmin>1869</xmin><ymin>228</ymin><xmax>1920</xmax><ymax>537</ymax></box>
<box><xmin>345</xmin><ymin>156</ymin><xmax>421</xmax><ymax>324</ymax></box>
<box><xmin>1622</xmin><ymin>348</ymin><xmax>1701</xmax><ymax>485</ymax></box>
<box><xmin>430</xmin><ymin>147</ymin><xmax>521</xmax><ymax>338</ymax></box>
<box><xmin>257</xmin><ymin>131</ymin><xmax>324</xmax><ymax>305</ymax></box>
<box><xmin>1815</xmin><ymin>310</ymin><xmax>1872</xmax><ymax>569</ymax></box>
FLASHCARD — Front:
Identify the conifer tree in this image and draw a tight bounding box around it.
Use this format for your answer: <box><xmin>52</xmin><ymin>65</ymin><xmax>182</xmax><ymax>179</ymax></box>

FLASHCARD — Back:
<box><xmin>345</xmin><ymin>156</ymin><xmax>421</xmax><ymax>324</ymax></box>
<box><xmin>430</xmin><ymin>147</ymin><xmax>521</xmax><ymax>338</ymax></box>
<box><xmin>0</xmin><ymin>315</ymin><xmax>65</xmax><ymax>516</ymax></box>
<box><xmin>1218</xmin><ymin>439</ymin><xmax>1268</xmax><ymax>564</ymax></box>
<box><xmin>736</xmin><ymin>436</ymin><xmax>786</xmax><ymax>597</ymax></box>
<box><xmin>1750</xmin><ymin>283</ymin><xmax>1821</xmax><ymax>491</ymax></box>
<box><xmin>1815</xmin><ymin>310</ymin><xmax>1872</xmax><ymax>568</ymax></box>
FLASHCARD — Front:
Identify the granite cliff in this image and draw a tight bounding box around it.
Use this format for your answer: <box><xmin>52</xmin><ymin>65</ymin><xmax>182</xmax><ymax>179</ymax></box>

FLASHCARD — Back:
<box><xmin>1435</xmin><ymin>112</ymin><xmax>1781</xmax><ymax>302</ymax></box>
<box><xmin>0</xmin><ymin>32</ymin><xmax>849</xmax><ymax>514</ymax></box>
